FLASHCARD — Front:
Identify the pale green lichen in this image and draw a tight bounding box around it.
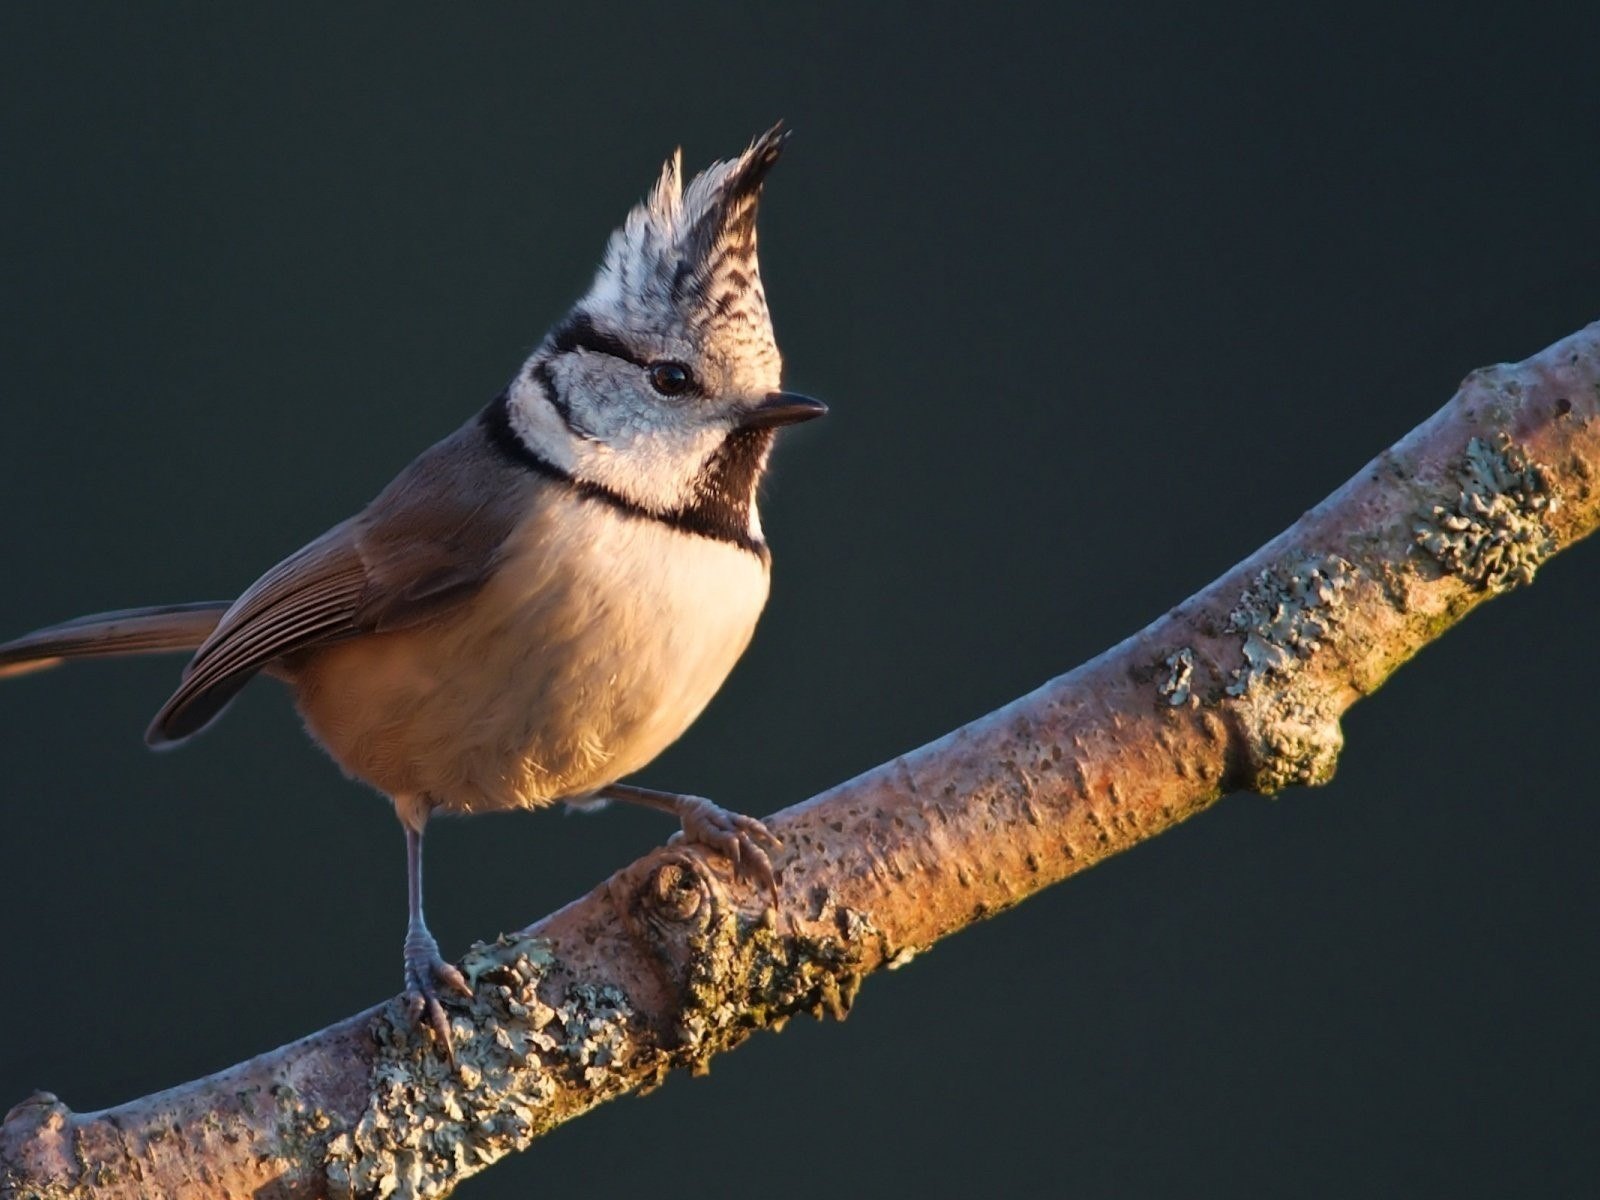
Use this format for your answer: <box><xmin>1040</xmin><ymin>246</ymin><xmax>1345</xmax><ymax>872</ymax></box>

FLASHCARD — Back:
<box><xmin>321</xmin><ymin>932</ymin><xmax>633</xmax><ymax>1200</ymax></box>
<box><xmin>1225</xmin><ymin>554</ymin><xmax>1356</xmax><ymax>698</ymax></box>
<box><xmin>312</xmin><ymin>879</ymin><xmax>875</xmax><ymax>1200</ymax></box>
<box><xmin>0</xmin><ymin>1179</ymin><xmax>78</xmax><ymax>1200</ymax></box>
<box><xmin>1158</xmin><ymin>647</ymin><xmax>1196</xmax><ymax>707</ymax></box>
<box><xmin>1413</xmin><ymin>433</ymin><xmax>1557</xmax><ymax>591</ymax></box>
<box><xmin>672</xmin><ymin>903</ymin><xmax>871</xmax><ymax>1065</ymax></box>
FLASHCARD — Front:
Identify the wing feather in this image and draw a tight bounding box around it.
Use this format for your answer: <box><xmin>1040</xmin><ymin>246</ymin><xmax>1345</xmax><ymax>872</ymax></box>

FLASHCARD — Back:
<box><xmin>146</xmin><ymin>414</ymin><xmax>540</xmax><ymax>745</ymax></box>
<box><xmin>148</xmin><ymin>523</ymin><xmax>369</xmax><ymax>741</ymax></box>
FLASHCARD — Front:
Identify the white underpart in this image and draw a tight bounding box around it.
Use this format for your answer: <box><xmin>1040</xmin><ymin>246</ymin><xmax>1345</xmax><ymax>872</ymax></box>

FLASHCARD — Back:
<box><xmin>296</xmin><ymin>492</ymin><xmax>770</xmax><ymax>814</ymax></box>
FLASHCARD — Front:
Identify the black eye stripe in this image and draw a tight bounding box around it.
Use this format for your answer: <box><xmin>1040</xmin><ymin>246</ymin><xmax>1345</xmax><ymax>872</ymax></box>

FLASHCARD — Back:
<box><xmin>549</xmin><ymin>311</ymin><xmax>703</xmax><ymax>398</ymax></box>
<box><xmin>547</xmin><ymin>312</ymin><xmax>648</xmax><ymax>369</ymax></box>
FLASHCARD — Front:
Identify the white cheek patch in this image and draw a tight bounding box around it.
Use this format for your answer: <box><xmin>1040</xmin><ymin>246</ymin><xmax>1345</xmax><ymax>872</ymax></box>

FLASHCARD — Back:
<box><xmin>516</xmin><ymin>348</ymin><xmax>728</xmax><ymax>515</ymax></box>
<box><xmin>571</xmin><ymin>422</ymin><xmax>728</xmax><ymax>514</ymax></box>
<box><xmin>506</xmin><ymin>372</ymin><xmax>580</xmax><ymax>471</ymax></box>
<box><xmin>508</xmin><ymin>345</ymin><xmax>737</xmax><ymax>517</ymax></box>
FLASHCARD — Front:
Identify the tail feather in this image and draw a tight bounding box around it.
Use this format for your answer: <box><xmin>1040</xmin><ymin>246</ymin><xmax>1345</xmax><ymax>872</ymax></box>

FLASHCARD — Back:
<box><xmin>0</xmin><ymin>602</ymin><xmax>228</xmax><ymax>679</ymax></box>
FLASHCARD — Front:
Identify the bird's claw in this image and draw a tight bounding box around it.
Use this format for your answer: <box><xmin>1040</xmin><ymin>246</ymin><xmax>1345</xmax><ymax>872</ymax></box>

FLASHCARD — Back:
<box><xmin>669</xmin><ymin>795</ymin><xmax>783</xmax><ymax>903</ymax></box>
<box><xmin>403</xmin><ymin>934</ymin><xmax>472</xmax><ymax>1062</ymax></box>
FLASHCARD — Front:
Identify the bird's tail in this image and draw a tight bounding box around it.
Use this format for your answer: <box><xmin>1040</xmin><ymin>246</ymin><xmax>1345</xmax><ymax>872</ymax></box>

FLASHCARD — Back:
<box><xmin>0</xmin><ymin>602</ymin><xmax>228</xmax><ymax>679</ymax></box>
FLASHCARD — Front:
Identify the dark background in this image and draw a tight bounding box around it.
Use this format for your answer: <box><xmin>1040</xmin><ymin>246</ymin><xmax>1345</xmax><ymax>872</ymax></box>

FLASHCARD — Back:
<box><xmin>3</xmin><ymin>4</ymin><xmax>1598</xmax><ymax>1196</ymax></box>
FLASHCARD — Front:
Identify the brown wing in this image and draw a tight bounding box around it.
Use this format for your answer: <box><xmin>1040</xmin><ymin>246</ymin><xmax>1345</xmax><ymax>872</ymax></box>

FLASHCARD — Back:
<box><xmin>146</xmin><ymin>412</ymin><xmax>539</xmax><ymax>745</ymax></box>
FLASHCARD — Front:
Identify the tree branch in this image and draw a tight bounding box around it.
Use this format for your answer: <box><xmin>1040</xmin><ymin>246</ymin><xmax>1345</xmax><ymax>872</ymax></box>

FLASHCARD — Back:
<box><xmin>5</xmin><ymin>321</ymin><xmax>1598</xmax><ymax>1200</ymax></box>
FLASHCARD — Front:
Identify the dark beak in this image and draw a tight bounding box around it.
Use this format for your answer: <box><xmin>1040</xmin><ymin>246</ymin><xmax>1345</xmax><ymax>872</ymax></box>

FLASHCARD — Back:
<box><xmin>740</xmin><ymin>391</ymin><xmax>828</xmax><ymax>429</ymax></box>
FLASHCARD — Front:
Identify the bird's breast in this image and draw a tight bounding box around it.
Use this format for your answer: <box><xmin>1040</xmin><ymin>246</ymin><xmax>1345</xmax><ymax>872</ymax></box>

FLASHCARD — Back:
<box><xmin>294</xmin><ymin>500</ymin><xmax>771</xmax><ymax>813</ymax></box>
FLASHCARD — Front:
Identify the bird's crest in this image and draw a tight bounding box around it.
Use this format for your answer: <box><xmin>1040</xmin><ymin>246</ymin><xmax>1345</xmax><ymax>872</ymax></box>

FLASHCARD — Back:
<box><xmin>582</xmin><ymin>124</ymin><xmax>788</xmax><ymax>344</ymax></box>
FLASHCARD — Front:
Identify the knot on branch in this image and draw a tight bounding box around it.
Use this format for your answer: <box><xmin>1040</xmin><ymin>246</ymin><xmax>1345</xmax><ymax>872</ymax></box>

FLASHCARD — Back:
<box><xmin>1231</xmin><ymin>692</ymin><xmax>1345</xmax><ymax>794</ymax></box>
<box><xmin>623</xmin><ymin>849</ymin><xmax>722</xmax><ymax>944</ymax></box>
<box><xmin>0</xmin><ymin>1091</ymin><xmax>76</xmax><ymax>1196</ymax></box>
<box><xmin>615</xmin><ymin>848</ymin><xmax>876</xmax><ymax>1076</ymax></box>
<box><xmin>1221</xmin><ymin>552</ymin><xmax>1353</xmax><ymax>795</ymax></box>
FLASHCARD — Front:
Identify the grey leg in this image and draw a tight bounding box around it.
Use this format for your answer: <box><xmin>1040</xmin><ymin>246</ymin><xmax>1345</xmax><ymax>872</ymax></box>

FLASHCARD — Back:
<box><xmin>402</xmin><ymin>820</ymin><xmax>472</xmax><ymax>1055</ymax></box>
<box><xmin>596</xmin><ymin>783</ymin><xmax>782</xmax><ymax>901</ymax></box>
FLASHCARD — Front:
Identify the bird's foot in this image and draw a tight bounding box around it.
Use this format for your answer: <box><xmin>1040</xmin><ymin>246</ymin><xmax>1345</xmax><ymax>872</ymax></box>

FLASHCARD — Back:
<box><xmin>668</xmin><ymin>794</ymin><xmax>783</xmax><ymax>903</ymax></box>
<box><xmin>403</xmin><ymin>928</ymin><xmax>473</xmax><ymax>1059</ymax></box>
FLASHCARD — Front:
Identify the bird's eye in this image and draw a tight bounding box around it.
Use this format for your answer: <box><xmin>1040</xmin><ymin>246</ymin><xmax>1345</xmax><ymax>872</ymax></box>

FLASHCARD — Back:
<box><xmin>648</xmin><ymin>361</ymin><xmax>694</xmax><ymax>396</ymax></box>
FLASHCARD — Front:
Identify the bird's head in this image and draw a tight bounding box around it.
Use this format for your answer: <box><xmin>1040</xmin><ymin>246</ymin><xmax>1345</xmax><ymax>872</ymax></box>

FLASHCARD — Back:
<box><xmin>504</xmin><ymin>125</ymin><xmax>824</xmax><ymax>538</ymax></box>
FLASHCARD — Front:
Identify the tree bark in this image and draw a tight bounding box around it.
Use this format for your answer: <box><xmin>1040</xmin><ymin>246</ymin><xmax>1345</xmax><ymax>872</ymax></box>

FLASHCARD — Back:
<box><xmin>4</xmin><ymin>321</ymin><xmax>1598</xmax><ymax>1200</ymax></box>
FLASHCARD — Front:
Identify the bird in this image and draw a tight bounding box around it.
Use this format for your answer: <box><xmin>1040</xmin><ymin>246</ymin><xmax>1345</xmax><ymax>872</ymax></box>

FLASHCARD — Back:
<box><xmin>0</xmin><ymin>124</ymin><xmax>824</xmax><ymax>1051</ymax></box>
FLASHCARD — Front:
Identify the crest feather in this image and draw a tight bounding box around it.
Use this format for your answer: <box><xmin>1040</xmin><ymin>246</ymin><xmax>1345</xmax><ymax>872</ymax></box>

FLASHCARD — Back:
<box><xmin>584</xmin><ymin>124</ymin><xmax>789</xmax><ymax>335</ymax></box>
<box><xmin>647</xmin><ymin>148</ymin><xmax>684</xmax><ymax>225</ymax></box>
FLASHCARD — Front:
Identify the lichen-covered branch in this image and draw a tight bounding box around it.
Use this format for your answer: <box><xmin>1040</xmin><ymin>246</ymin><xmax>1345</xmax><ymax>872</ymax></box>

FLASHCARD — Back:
<box><xmin>4</xmin><ymin>321</ymin><xmax>1598</xmax><ymax>1200</ymax></box>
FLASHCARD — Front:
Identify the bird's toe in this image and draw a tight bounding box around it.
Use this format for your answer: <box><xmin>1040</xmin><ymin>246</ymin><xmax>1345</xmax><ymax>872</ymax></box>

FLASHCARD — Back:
<box><xmin>672</xmin><ymin>796</ymin><xmax>782</xmax><ymax>904</ymax></box>
<box><xmin>403</xmin><ymin>937</ymin><xmax>473</xmax><ymax>1062</ymax></box>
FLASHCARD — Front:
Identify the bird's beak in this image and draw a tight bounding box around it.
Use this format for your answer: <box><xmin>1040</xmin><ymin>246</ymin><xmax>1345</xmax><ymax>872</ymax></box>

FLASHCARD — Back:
<box><xmin>739</xmin><ymin>391</ymin><xmax>828</xmax><ymax>429</ymax></box>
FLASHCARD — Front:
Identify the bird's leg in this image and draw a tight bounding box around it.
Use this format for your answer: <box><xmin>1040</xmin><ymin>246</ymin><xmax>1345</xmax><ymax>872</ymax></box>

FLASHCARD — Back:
<box><xmin>595</xmin><ymin>783</ymin><xmax>782</xmax><ymax>901</ymax></box>
<box><xmin>400</xmin><ymin>813</ymin><xmax>472</xmax><ymax>1054</ymax></box>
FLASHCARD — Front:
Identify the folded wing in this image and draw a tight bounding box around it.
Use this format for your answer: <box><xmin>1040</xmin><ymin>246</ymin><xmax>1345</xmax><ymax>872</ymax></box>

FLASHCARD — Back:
<box><xmin>146</xmin><ymin>415</ymin><xmax>537</xmax><ymax>745</ymax></box>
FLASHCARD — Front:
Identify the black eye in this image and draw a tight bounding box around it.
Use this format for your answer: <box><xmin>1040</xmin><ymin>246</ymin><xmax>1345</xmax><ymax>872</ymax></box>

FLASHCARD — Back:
<box><xmin>648</xmin><ymin>361</ymin><xmax>693</xmax><ymax>396</ymax></box>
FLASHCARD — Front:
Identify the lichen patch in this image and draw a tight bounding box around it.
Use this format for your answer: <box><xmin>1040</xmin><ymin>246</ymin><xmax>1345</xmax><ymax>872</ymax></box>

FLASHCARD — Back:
<box><xmin>671</xmin><ymin>904</ymin><xmax>872</xmax><ymax>1063</ymax></box>
<box><xmin>1219</xmin><ymin>552</ymin><xmax>1354</xmax><ymax>795</ymax></box>
<box><xmin>322</xmin><ymin>932</ymin><xmax>636</xmax><ymax>1200</ymax></box>
<box><xmin>1225</xmin><ymin>554</ymin><xmax>1356</xmax><ymax>698</ymax></box>
<box><xmin>1413</xmin><ymin>433</ymin><xmax>1557</xmax><ymax>591</ymax></box>
<box><xmin>1158</xmin><ymin>647</ymin><xmax>1196</xmax><ymax>707</ymax></box>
